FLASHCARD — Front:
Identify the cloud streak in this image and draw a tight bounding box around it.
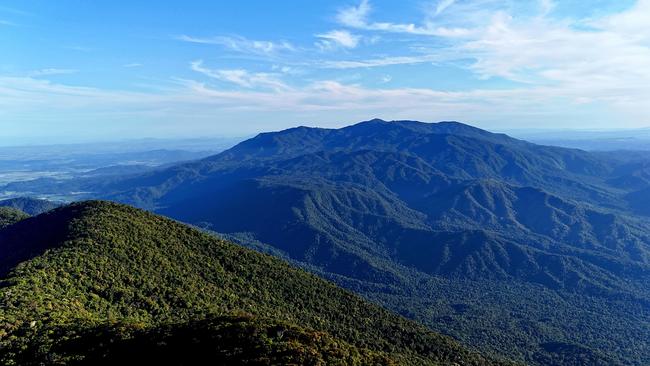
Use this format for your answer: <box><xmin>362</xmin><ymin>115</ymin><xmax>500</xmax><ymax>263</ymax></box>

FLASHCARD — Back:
<box><xmin>434</xmin><ymin>0</ymin><xmax>457</xmax><ymax>16</ymax></box>
<box><xmin>27</xmin><ymin>69</ymin><xmax>77</xmax><ymax>77</ymax></box>
<box><xmin>336</xmin><ymin>0</ymin><xmax>471</xmax><ymax>37</ymax></box>
<box><xmin>3</xmin><ymin>65</ymin><xmax>647</xmax><ymax>130</ymax></box>
<box><xmin>190</xmin><ymin>60</ymin><xmax>290</xmax><ymax>91</ymax></box>
<box><xmin>316</xmin><ymin>30</ymin><xmax>360</xmax><ymax>50</ymax></box>
<box><xmin>320</xmin><ymin>54</ymin><xmax>445</xmax><ymax>69</ymax></box>
<box><xmin>177</xmin><ymin>35</ymin><xmax>295</xmax><ymax>56</ymax></box>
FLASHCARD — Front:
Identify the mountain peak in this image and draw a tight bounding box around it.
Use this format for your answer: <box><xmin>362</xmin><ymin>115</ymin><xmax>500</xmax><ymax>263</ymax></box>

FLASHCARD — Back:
<box><xmin>360</xmin><ymin>118</ymin><xmax>389</xmax><ymax>124</ymax></box>
<box><xmin>346</xmin><ymin>119</ymin><xmax>497</xmax><ymax>137</ymax></box>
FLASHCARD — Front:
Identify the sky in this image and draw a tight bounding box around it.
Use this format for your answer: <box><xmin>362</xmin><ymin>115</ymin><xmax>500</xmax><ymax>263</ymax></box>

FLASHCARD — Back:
<box><xmin>1</xmin><ymin>0</ymin><xmax>650</xmax><ymax>145</ymax></box>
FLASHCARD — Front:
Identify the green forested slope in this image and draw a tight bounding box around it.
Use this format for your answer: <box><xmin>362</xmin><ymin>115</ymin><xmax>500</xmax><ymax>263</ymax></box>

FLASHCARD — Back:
<box><xmin>0</xmin><ymin>207</ymin><xmax>29</xmax><ymax>229</ymax></box>
<box><xmin>0</xmin><ymin>201</ymin><xmax>504</xmax><ymax>366</ymax></box>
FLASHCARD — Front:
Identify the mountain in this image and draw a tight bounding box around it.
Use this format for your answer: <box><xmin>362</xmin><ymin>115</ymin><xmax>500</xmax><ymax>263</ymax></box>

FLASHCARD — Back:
<box><xmin>0</xmin><ymin>197</ymin><xmax>60</xmax><ymax>215</ymax></box>
<box><xmin>105</xmin><ymin>120</ymin><xmax>650</xmax><ymax>292</ymax></box>
<box><xmin>0</xmin><ymin>201</ymin><xmax>504</xmax><ymax>366</ymax></box>
<box><xmin>69</xmin><ymin>119</ymin><xmax>646</xmax><ymax>365</ymax></box>
<box><xmin>5</xmin><ymin>119</ymin><xmax>650</xmax><ymax>364</ymax></box>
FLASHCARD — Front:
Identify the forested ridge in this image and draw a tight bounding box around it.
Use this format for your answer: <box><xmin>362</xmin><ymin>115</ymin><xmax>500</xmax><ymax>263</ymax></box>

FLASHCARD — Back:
<box><xmin>0</xmin><ymin>201</ymin><xmax>506</xmax><ymax>365</ymax></box>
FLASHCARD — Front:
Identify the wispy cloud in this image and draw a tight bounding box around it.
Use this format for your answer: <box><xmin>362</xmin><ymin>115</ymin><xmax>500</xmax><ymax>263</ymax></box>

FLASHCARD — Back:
<box><xmin>123</xmin><ymin>63</ymin><xmax>143</xmax><ymax>68</ymax></box>
<box><xmin>330</xmin><ymin>0</ymin><xmax>650</xmax><ymax>106</ymax></box>
<box><xmin>271</xmin><ymin>65</ymin><xmax>299</xmax><ymax>74</ymax></box>
<box><xmin>27</xmin><ymin>68</ymin><xmax>77</xmax><ymax>77</ymax></box>
<box><xmin>321</xmin><ymin>54</ymin><xmax>444</xmax><ymax>69</ymax></box>
<box><xmin>0</xmin><ymin>5</ymin><xmax>33</xmax><ymax>16</ymax></box>
<box><xmin>190</xmin><ymin>60</ymin><xmax>289</xmax><ymax>91</ymax></box>
<box><xmin>303</xmin><ymin>0</ymin><xmax>650</xmax><ymax>122</ymax></box>
<box><xmin>336</xmin><ymin>0</ymin><xmax>371</xmax><ymax>28</ymax></box>
<box><xmin>458</xmin><ymin>0</ymin><xmax>650</xmax><ymax>90</ymax></box>
<box><xmin>316</xmin><ymin>30</ymin><xmax>360</xmax><ymax>50</ymax></box>
<box><xmin>538</xmin><ymin>0</ymin><xmax>556</xmax><ymax>15</ymax></box>
<box><xmin>177</xmin><ymin>35</ymin><xmax>295</xmax><ymax>56</ymax></box>
<box><xmin>0</xmin><ymin>19</ymin><xmax>16</xmax><ymax>26</ymax></box>
<box><xmin>434</xmin><ymin>0</ymin><xmax>457</xmax><ymax>16</ymax></box>
<box><xmin>336</xmin><ymin>0</ymin><xmax>471</xmax><ymax>37</ymax></box>
<box><xmin>2</xmin><ymin>65</ymin><xmax>647</xmax><ymax>135</ymax></box>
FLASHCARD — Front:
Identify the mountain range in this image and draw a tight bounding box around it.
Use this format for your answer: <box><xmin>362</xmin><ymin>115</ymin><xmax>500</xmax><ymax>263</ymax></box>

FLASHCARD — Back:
<box><xmin>2</xmin><ymin>119</ymin><xmax>649</xmax><ymax>365</ymax></box>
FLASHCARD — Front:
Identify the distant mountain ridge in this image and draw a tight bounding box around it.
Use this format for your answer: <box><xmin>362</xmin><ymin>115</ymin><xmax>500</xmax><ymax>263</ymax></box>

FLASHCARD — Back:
<box><xmin>0</xmin><ymin>197</ymin><xmax>60</xmax><ymax>215</ymax></box>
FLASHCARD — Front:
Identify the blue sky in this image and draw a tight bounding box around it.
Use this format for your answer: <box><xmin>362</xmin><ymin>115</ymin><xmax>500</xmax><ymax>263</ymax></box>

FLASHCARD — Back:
<box><xmin>1</xmin><ymin>0</ymin><xmax>649</xmax><ymax>144</ymax></box>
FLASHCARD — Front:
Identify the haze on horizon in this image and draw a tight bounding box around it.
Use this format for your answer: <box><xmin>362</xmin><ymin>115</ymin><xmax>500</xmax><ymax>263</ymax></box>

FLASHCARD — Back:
<box><xmin>2</xmin><ymin>0</ymin><xmax>650</xmax><ymax>144</ymax></box>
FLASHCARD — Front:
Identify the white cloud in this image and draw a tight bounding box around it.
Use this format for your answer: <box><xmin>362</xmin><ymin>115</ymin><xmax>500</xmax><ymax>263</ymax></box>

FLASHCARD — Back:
<box><xmin>336</xmin><ymin>0</ymin><xmax>471</xmax><ymax>37</ymax></box>
<box><xmin>594</xmin><ymin>0</ymin><xmax>650</xmax><ymax>41</ymax></box>
<box><xmin>0</xmin><ymin>76</ymin><xmax>162</xmax><ymax>110</ymax></box>
<box><xmin>538</xmin><ymin>0</ymin><xmax>555</xmax><ymax>15</ymax></box>
<box><xmin>321</xmin><ymin>53</ymin><xmax>444</xmax><ymax>69</ymax></box>
<box><xmin>2</xmin><ymin>69</ymin><xmax>648</xmax><ymax>133</ymax></box>
<box><xmin>272</xmin><ymin>65</ymin><xmax>301</xmax><ymax>75</ymax></box>
<box><xmin>190</xmin><ymin>60</ymin><xmax>289</xmax><ymax>91</ymax></box>
<box><xmin>176</xmin><ymin>35</ymin><xmax>295</xmax><ymax>56</ymax></box>
<box><xmin>459</xmin><ymin>2</ymin><xmax>650</xmax><ymax>89</ymax></box>
<box><xmin>316</xmin><ymin>30</ymin><xmax>360</xmax><ymax>50</ymax></box>
<box><xmin>27</xmin><ymin>68</ymin><xmax>77</xmax><ymax>77</ymax></box>
<box><xmin>435</xmin><ymin>0</ymin><xmax>456</xmax><ymax>16</ymax></box>
<box><xmin>327</xmin><ymin>0</ymin><xmax>650</xmax><ymax>113</ymax></box>
<box><xmin>123</xmin><ymin>63</ymin><xmax>142</xmax><ymax>68</ymax></box>
<box><xmin>163</xmin><ymin>78</ymin><xmax>650</xmax><ymax>128</ymax></box>
<box><xmin>337</xmin><ymin>0</ymin><xmax>371</xmax><ymax>28</ymax></box>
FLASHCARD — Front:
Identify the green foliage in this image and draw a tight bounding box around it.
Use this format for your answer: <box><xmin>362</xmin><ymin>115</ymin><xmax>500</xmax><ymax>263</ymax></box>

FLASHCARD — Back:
<box><xmin>0</xmin><ymin>207</ymin><xmax>29</xmax><ymax>229</ymax></box>
<box><xmin>0</xmin><ymin>201</ymin><xmax>504</xmax><ymax>366</ymax></box>
<box><xmin>35</xmin><ymin>315</ymin><xmax>396</xmax><ymax>366</ymax></box>
<box><xmin>360</xmin><ymin>276</ymin><xmax>649</xmax><ymax>366</ymax></box>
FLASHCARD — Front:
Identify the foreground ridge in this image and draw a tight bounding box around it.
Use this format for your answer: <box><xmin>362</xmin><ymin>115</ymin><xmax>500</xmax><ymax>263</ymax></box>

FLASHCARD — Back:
<box><xmin>0</xmin><ymin>201</ymin><xmax>506</xmax><ymax>365</ymax></box>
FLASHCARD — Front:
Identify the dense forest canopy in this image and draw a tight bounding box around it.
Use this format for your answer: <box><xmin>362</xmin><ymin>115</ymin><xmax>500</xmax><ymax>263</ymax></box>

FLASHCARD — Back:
<box><xmin>0</xmin><ymin>201</ymin><xmax>506</xmax><ymax>365</ymax></box>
